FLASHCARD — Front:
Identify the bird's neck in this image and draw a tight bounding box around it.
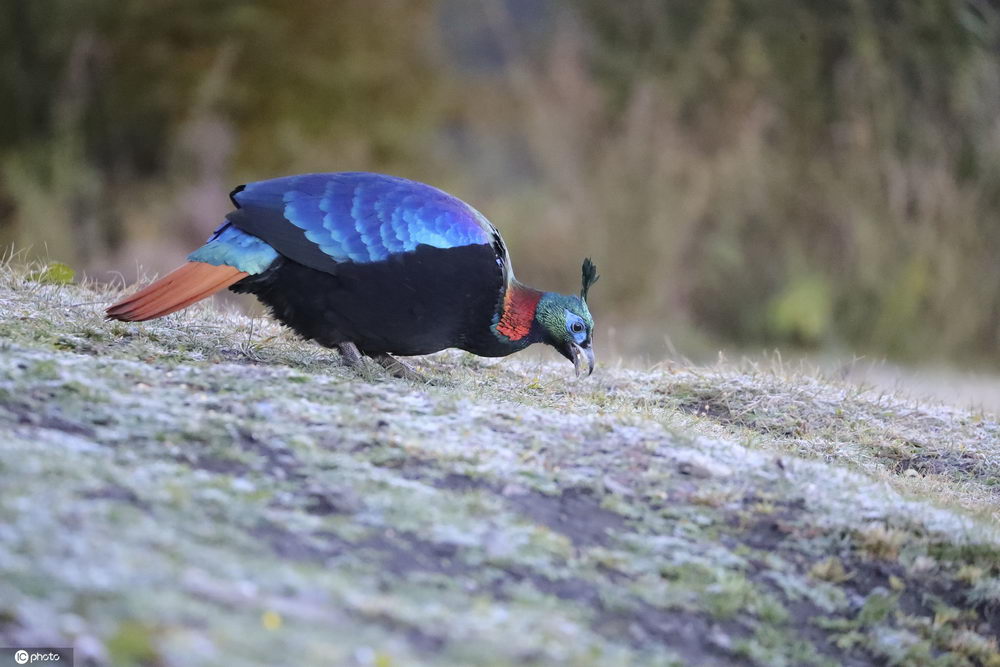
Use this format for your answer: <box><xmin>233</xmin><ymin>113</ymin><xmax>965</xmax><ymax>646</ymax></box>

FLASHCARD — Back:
<box><xmin>492</xmin><ymin>281</ymin><xmax>545</xmax><ymax>348</ymax></box>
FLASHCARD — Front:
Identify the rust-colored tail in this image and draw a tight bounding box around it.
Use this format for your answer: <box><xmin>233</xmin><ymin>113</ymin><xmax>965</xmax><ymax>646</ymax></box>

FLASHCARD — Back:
<box><xmin>106</xmin><ymin>261</ymin><xmax>248</xmax><ymax>322</ymax></box>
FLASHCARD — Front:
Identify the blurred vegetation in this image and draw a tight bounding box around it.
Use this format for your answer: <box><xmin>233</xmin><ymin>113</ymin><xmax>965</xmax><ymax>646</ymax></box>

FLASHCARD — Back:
<box><xmin>2</xmin><ymin>0</ymin><xmax>1000</xmax><ymax>365</ymax></box>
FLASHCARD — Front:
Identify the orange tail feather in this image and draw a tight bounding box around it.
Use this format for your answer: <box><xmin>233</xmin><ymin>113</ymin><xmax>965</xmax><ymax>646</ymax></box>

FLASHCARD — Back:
<box><xmin>106</xmin><ymin>262</ymin><xmax>248</xmax><ymax>322</ymax></box>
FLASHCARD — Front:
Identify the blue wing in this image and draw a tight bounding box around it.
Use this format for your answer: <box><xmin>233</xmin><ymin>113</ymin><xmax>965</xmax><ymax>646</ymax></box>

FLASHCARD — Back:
<box><xmin>227</xmin><ymin>172</ymin><xmax>499</xmax><ymax>272</ymax></box>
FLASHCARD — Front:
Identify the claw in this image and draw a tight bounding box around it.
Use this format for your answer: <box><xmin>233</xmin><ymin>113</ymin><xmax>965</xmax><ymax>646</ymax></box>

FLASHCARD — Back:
<box><xmin>370</xmin><ymin>353</ymin><xmax>427</xmax><ymax>382</ymax></box>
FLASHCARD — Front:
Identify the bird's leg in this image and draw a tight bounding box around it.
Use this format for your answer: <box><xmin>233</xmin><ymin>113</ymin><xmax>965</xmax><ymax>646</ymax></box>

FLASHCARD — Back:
<box><xmin>369</xmin><ymin>353</ymin><xmax>426</xmax><ymax>382</ymax></box>
<box><xmin>337</xmin><ymin>343</ymin><xmax>425</xmax><ymax>382</ymax></box>
<box><xmin>337</xmin><ymin>342</ymin><xmax>366</xmax><ymax>371</ymax></box>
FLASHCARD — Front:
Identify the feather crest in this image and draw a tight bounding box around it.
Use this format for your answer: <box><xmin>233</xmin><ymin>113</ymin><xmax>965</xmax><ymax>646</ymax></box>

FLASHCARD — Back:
<box><xmin>580</xmin><ymin>258</ymin><xmax>599</xmax><ymax>301</ymax></box>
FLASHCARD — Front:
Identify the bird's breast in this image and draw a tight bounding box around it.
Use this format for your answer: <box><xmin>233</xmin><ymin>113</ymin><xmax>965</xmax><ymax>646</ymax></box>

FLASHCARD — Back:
<box><xmin>236</xmin><ymin>242</ymin><xmax>506</xmax><ymax>356</ymax></box>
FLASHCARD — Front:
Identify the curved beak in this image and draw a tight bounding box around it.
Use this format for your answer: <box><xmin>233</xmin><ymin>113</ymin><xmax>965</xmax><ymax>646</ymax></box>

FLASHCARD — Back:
<box><xmin>568</xmin><ymin>342</ymin><xmax>595</xmax><ymax>377</ymax></box>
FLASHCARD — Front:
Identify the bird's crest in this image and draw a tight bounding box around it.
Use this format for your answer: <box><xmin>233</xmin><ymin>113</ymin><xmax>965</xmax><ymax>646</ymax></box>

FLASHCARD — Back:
<box><xmin>580</xmin><ymin>257</ymin><xmax>600</xmax><ymax>301</ymax></box>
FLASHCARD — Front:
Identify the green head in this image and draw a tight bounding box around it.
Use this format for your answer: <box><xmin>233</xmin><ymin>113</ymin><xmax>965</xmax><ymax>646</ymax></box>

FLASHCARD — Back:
<box><xmin>536</xmin><ymin>258</ymin><xmax>599</xmax><ymax>376</ymax></box>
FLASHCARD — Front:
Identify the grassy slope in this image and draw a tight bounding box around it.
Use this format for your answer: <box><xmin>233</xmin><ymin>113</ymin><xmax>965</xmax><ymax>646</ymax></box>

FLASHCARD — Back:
<box><xmin>1</xmin><ymin>266</ymin><xmax>999</xmax><ymax>667</ymax></box>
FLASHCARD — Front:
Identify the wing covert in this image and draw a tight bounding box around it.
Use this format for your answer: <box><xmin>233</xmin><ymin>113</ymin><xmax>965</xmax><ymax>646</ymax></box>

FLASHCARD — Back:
<box><xmin>228</xmin><ymin>173</ymin><xmax>503</xmax><ymax>275</ymax></box>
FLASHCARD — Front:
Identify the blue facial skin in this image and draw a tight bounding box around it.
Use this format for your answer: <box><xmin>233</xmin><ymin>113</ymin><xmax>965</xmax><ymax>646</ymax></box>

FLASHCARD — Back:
<box><xmin>565</xmin><ymin>309</ymin><xmax>588</xmax><ymax>345</ymax></box>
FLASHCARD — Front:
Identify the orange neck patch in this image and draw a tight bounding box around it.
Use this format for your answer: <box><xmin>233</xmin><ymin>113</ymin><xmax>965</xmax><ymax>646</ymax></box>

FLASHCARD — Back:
<box><xmin>495</xmin><ymin>284</ymin><xmax>543</xmax><ymax>341</ymax></box>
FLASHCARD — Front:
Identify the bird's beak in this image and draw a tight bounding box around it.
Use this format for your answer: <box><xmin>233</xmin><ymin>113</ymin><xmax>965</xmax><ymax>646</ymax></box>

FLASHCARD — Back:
<box><xmin>569</xmin><ymin>342</ymin><xmax>595</xmax><ymax>377</ymax></box>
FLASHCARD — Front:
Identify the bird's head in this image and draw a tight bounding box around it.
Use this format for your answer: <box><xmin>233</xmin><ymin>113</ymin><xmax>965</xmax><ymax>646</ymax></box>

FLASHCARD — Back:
<box><xmin>536</xmin><ymin>258</ymin><xmax>599</xmax><ymax>376</ymax></box>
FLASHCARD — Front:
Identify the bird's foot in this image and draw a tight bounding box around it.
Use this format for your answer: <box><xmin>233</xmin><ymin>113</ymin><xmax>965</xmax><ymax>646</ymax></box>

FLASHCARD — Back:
<box><xmin>336</xmin><ymin>343</ymin><xmax>426</xmax><ymax>382</ymax></box>
<box><xmin>370</xmin><ymin>353</ymin><xmax>427</xmax><ymax>382</ymax></box>
<box><xmin>336</xmin><ymin>342</ymin><xmax>382</xmax><ymax>380</ymax></box>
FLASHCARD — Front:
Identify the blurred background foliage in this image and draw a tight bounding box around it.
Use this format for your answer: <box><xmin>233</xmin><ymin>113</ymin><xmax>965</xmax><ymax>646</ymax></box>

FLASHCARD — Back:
<box><xmin>3</xmin><ymin>0</ymin><xmax>1000</xmax><ymax>365</ymax></box>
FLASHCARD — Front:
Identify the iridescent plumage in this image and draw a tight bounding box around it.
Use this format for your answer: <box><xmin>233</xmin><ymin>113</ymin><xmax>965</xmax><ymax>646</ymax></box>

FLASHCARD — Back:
<box><xmin>108</xmin><ymin>172</ymin><xmax>595</xmax><ymax>376</ymax></box>
<box><xmin>221</xmin><ymin>173</ymin><xmax>504</xmax><ymax>270</ymax></box>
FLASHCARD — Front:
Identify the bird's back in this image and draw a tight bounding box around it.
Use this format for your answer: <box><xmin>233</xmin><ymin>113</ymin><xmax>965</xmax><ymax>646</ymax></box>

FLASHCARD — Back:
<box><xmin>228</xmin><ymin>172</ymin><xmax>506</xmax><ymax>275</ymax></box>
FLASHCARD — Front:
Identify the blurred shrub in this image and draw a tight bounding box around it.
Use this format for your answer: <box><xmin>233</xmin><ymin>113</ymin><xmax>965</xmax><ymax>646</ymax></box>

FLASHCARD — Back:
<box><xmin>0</xmin><ymin>0</ymin><xmax>442</xmax><ymax>260</ymax></box>
<box><xmin>2</xmin><ymin>0</ymin><xmax>999</xmax><ymax>364</ymax></box>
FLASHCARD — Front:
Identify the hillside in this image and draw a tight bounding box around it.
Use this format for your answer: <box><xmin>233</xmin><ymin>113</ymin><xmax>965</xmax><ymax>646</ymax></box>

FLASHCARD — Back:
<box><xmin>1</xmin><ymin>266</ymin><xmax>999</xmax><ymax>666</ymax></box>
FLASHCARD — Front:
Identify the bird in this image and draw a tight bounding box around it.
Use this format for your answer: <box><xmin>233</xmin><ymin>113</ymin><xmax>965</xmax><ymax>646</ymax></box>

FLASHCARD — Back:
<box><xmin>106</xmin><ymin>172</ymin><xmax>598</xmax><ymax>379</ymax></box>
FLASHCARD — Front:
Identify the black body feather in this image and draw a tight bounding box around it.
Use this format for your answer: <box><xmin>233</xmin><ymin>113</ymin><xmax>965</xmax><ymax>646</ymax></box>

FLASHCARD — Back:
<box><xmin>231</xmin><ymin>243</ymin><xmax>514</xmax><ymax>357</ymax></box>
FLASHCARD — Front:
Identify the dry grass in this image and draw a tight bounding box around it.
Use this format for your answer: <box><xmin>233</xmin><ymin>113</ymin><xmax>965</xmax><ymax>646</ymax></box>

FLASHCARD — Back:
<box><xmin>1</xmin><ymin>262</ymin><xmax>999</xmax><ymax>666</ymax></box>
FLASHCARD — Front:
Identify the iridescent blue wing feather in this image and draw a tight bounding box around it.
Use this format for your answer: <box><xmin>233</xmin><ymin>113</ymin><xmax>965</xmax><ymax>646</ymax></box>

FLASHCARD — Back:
<box><xmin>226</xmin><ymin>172</ymin><xmax>501</xmax><ymax>275</ymax></box>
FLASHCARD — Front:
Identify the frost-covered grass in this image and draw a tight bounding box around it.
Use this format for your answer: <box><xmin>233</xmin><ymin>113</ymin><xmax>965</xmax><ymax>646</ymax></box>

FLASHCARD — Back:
<box><xmin>1</xmin><ymin>264</ymin><xmax>999</xmax><ymax>667</ymax></box>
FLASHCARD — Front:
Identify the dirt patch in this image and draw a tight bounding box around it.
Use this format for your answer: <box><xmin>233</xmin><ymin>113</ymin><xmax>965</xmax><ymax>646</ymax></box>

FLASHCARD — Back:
<box><xmin>394</xmin><ymin>465</ymin><xmax>628</xmax><ymax>548</ymax></box>
<box><xmin>736</xmin><ymin>497</ymin><xmax>808</xmax><ymax>552</ymax></box>
<box><xmin>174</xmin><ymin>426</ymin><xmax>309</xmax><ymax>481</ymax></box>
<box><xmin>251</xmin><ymin>519</ymin><xmax>471</xmax><ymax>580</ymax></box>
<box><xmin>3</xmin><ymin>400</ymin><xmax>98</xmax><ymax>438</ymax></box>
<box><xmin>250</xmin><ymin>487</ymin><xmax>741</xmax><ymax>662</ymax></box>
<box><xmin>503</xmin><ymin>486</ymin><xmax>626</xmax><ymax>547</ymax></box>
<box><xmin>179</xmin><ymin>453</ymin><xmax>251</xmax><ymax>476</ymax></box>
<box><xmin>79</xmin><ymin>484</ymin><xmax>148</xmax><ymax>509</ymax></box>
<box><xmin>236</xmin><ymin>427</ymin><xmax>307</xmax><ymax>481</ymax></box>
<box><xmin>250</xmin><ymin>522</ymin><xmax>450</xmax><ymax>653</ymax></box>
<box><xmin>730</xmin><ymin>495</ymin><xmax>1000</xmax><ymax>662</ymax></box>
<box><xmin>895</xmin><ymin>451</ymin><xmax>986</xmax><ymax>478</ymax></box>
<box><xmin>303</xmin><ymin>488</ymin><xmax>363</xmax><ymax>516</ymax></box>
<box><xmin>507</xmin><ymin>568</ymin><xmax>743</xmax><ymax>663</ymax></box>
<box><xmin>678</xmin><ymin>398</ymin><xmax>734</xmax><ymax>421</ymax></box>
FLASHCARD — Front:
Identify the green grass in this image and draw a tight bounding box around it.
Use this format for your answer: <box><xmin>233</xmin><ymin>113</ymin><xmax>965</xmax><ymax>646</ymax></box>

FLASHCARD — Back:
<box><xmin>1</xmin><ymin>263</ymin><xmax>999</xmax><ymax>666</ymax></box>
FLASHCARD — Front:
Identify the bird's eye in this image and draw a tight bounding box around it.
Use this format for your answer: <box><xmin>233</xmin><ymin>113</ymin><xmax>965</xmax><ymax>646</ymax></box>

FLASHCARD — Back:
<box><xmin>564</xmin><ymin>309</ymin><xmax>588</xmax><ymax>340</ymax></box>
